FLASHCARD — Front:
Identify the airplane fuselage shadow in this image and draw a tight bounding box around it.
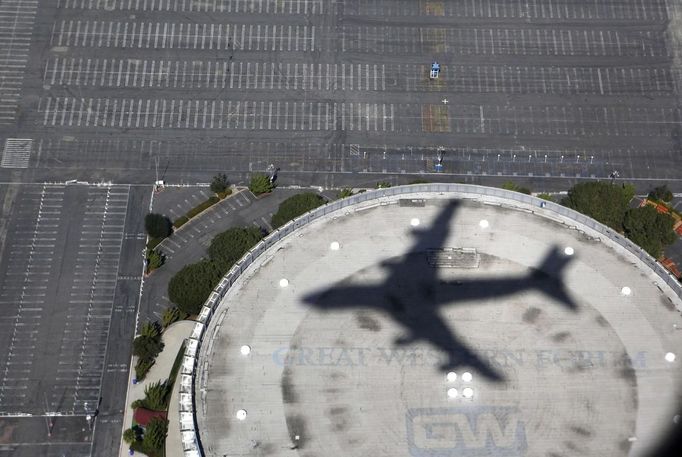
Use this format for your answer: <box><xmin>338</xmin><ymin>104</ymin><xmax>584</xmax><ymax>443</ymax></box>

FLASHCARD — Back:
<box><xmin>304</xmin><ymin>247</ymin><xmax>577</xmax><ymax>384</ymax></box>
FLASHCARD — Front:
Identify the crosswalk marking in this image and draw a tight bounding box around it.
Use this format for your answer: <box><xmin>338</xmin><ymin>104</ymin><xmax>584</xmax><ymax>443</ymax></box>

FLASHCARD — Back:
<box><xmin>1</xmin><ymin>138</ymin><xmax>32</xmax><ymax>168</ymax></box>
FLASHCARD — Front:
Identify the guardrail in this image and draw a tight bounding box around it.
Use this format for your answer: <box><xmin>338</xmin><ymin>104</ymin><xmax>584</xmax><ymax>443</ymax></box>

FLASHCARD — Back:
<box><xmin>179</xmin><ymin>184</ymin><xmax>682</xmax><ymax>457</ymax></box>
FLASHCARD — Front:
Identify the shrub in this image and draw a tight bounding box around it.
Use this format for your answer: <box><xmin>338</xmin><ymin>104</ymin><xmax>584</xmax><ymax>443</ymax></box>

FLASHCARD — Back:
<box><xmin>186</xmin><ymin>196</ymin><xmax>219</xmax><ymax>219</ymax></box>
<box><xmin>537</xmin><ymin>193</ymin><xmax>555</xmax><ymax>202</ymax></box>
<box><xmin>210</xmin><ymin>173</ymin><xmax>230</xmax><ymax>194</ymax></box>
<box><xmin>249</xmin><ymin>173</ymin><xmax>275</xmax><ymax>195</ymax></box>
<box><xmin>144</xmin><ymin>213</ymin><xmax>172</xmax><ymax>239</ymax></box>
<box><xmin>139</xmin><ymin>321</ymin><xmax>161</xmax><ymax>339</ymax></box>
<box><xmin>161</xmin><ymin>306</ymin><xmax>187</xmax><ymax>328</ymax></box>
<box><xmin>142</xmin><ymin>380</ymin><xmax>172</xmax><ymax>411</ymax></box>
<box><xmin>502</xmin><ymin>181</ymin><xmax>532</xmax><ymax>195</ymax></box>
<box><xmin>376</xmin><ymin>181</ymin><xmax>392</xmax><ymax>189</ymax></box>
<box><xmin>131</xmin><ymin>399</ymin><xmax>145</xmax><ymax>410</ymax></box>
<box><xmin>623</xmin><ymin>205</ymin><xmax>677</xmax><ymax>258</ymax></box>
<box><xmin>132</xmin><ymin>335</ymin><xmax>164</xmax><ymax>362</ymax></box>
<box><xmin>208</xmin><ymin>227</ymin><xmax>264</xmax><ymax>271</ymax></box>
<box><xmin>337</xmin><ymin>188</ymin><xmax>354</xmax><ymax>199</ymax></box>
<box><xmin>145</xmin><ymin>249</ymin><xmax>165</xmax><ymax>273</ymax></box>
<box><xmin>142</xmin><ymin>417</ymin><xmax>168</xmax><ymax>455</ymax></box>
<box><xmin>173</xmin><ymin>216</ymin><xmax>189</xmax><ymax>229</ymax></box>
<box><xmin>217</xmin><ymin>189</ymin><xmax>232</xmax><ymax>199</ymax></box>
<box><xmin>168</xmin><ymin>260</ymin><xmax>223</xmax><ymax>315</ymax></box>
<box><xmin>271</xmin><ymin>193</ymin><xmax>326</xmax><ymax>229</ymax></box>
<box><xmin>134</xmin><ymin>358</ymin><xmax>154</xmax><ymax>381</ymax></box>
<box><xmin>561</xmin><ymin>181</ymin><xmax>634</xmax><ymax>231</ymax></box>
<box><xmin>123</xmin><ymin>427</ymin><xmax>139</xmax><ymax>445</ymax></box>
<box><xmin>648</xmin><ymin>185</ymin><xmax>673</xmax><ymax>203</ymax></box>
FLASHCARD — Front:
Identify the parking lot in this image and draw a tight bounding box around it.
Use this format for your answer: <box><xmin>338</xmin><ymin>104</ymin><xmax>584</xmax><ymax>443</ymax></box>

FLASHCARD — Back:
<box><xmin>0</xmin><ymin>1</ymin><xmax>681</xmax><ymax>456</ymax></box>
<box><xmin>0</xmin><ymin>0</ymin><xmax>678</xmax><ymax>184</ymax></box>
<box><xmin>0</xmin><ymin>183</ymin><xmax>146</xmax><ymax>456</ymax></box>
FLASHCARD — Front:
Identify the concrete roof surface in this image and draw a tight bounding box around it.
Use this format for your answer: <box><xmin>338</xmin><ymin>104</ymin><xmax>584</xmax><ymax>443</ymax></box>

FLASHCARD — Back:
<box><xmin>195</xmin><ymin>194</ymin><xmax>682</xmax><ymax>457</ymax></box>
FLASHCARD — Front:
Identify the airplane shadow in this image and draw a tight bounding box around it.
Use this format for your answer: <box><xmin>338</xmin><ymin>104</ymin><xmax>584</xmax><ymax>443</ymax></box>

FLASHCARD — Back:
<box><xmin>302</xmin><ymin>201</ymin><xmax>579</xmax><ymax>383</ymax></box>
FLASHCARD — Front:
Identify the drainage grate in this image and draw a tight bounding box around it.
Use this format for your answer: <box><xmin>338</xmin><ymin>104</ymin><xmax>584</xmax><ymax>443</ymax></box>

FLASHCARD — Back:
<box><xmin>1</xmin><ymin>138</ymin><xmax>32</xmax><ymax>168</ymax></box>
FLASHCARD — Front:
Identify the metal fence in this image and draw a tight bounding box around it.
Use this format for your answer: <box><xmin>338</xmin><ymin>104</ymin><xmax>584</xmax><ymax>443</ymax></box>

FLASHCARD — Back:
<box><xmin>179</xmin><ymin>184</ymin><xmax>682</xmax><ymax>457</ymax></box>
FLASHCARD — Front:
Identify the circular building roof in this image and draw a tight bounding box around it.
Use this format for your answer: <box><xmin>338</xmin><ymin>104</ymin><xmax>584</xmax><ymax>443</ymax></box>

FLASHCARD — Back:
<box><xmin>194</xmin><ymin>188</ymin><xmax>682</xmax><ymax>457</ymax></box>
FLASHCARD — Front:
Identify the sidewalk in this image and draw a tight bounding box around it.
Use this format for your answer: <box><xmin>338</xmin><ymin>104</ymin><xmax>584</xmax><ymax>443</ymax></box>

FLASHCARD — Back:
<box><xmin>118</xmin><ymin>320</ymin><xmax>195</xmax><ymax>457</ymax></box>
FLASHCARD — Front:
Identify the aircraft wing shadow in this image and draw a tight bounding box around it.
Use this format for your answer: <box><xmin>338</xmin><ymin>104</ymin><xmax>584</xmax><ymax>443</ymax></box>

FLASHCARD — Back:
<box><xmin>302</xmin><ymin>200</ymin><xmax>578</xmax><ymax>382</ymax></box>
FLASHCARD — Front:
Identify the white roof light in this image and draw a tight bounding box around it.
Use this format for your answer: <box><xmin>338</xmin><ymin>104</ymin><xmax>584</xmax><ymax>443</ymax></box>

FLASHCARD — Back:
<box><xmin>621</xmin><ymin>286</ymin><xmax>631</xmax><ymax>296</ymax></box>
<box><xmin>462</xmin><ymin>387</ymin><xmax>474</xmax><ymax>398</ymax></box>
<box><xmin>446</xmin><ymin>372</ymin><xmax>457</xmax><ymax>382</ymax></box>
<box><xmin>240</xmin><ymin>345</ymin><xmax>251</xmax><ymax>356</ymax></box>
<box><xmin>461</xmin><ymin>372</ymin><xmax>473</xmax><ymax>382</ymax></box>
<box><xmin>479</xmin><ymin>219</ymin><xmax>489</xmax><ymax>229</ymax></box>
<box><xmin>447</xmin><ymin>388</ymin><xmax>458</xmax><ymax>398</ymax></box>
<box><xmin>279</xmin><ymin>278</ymin><xmax>289</xmax><ymax>288</ymax></box>
<box><xmin>564</xmin><ymin>247</ymin><xmax>574</xmax><ymax>256</ymax></box>
<box><xmin>330</xmin><ymin>241</ymin><xmax>340</xmax><ymax>250</ymax></box>
<box><xmin>236</xmin><ymin>409</ymin><xmax>247</xmax><ymax>420</ymax></box>
<box><xmin>410</xmin><ymin>218</ymin><xmax>420</xmax><ymax>227</ymax></box>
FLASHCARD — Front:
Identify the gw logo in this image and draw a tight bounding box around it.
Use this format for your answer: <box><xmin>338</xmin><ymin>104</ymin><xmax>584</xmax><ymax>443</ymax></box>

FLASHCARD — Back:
<box><xmin>406</xmin><ymin>406</ymin><xmax>527</xmax><ymax>457</ymax></box>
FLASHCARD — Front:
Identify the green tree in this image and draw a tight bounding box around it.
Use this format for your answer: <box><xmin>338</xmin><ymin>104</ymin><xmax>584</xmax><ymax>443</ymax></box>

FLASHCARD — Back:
<box><xmin>142</xmin><ymin>417</ymin><xmax>168</xmax><ymax>454</ymax></box>
<box><xmin>337</xmin><ymin>188</ymin><xmax>354</xmax><ymax>198</ymax></box>
<box><xmin>132</xmin><ymin>335</ymin><xmax>164</xmax><ymax>361</ymax></box>
<box><xmin>271</xmin><ymin>193</ymin><xmax>326</xmax><ymax>229</ymax></box>
<box><xmin>210</xmin><ymin>173</ymin><xmax>230</xmax><ymax>194</ymax></box>
<box><xmin>144</xmin><ymin>213</ymin><xmax>172</xmax><ymax>239</ymax></box>
<box><xmin>623</xmin><ymin>206</ymin><xmax>677</xmax><ymax>258</ymax></box>
<box><xmin>161</xmin><ymin>306</ymin><xmax>187</xmax><ymax>328</ymax></box>
<box><xmin>123</xmin><ymin>428</ymin><xmax>138</xmax><ymax>445</ymax></box>
<box><xmin>648</xmin><ymin>185</ymin><xmax>673</xmax><ymax>203</ymax></box>
<box><xmin>208</xmin><ymin>227</ymin><xmax>264</xmax><ymax>271</ymax></box>
<box><xmin>537</xmin><ymin>193</ymin><xmax>555</xmax><ymax>202</ymax></box>
<box><xmin>561</xmin><ymin>181</ymin><xmax>635</xmax><ymax>231</ymax></box>
<box><xmin>139</xmin><ymin>321</ymin><xmax>161</xmax><ymax>338</ymax></box>
<box><xmin>376</xmin><ymin>181</ymin><xmax>392</xmax><ymax>189</ymax></box>
<box><xmin>249</xmin><ymin>173</ymin><xmax>275</xmax><ymax>195</ymax></box>
<box><xmin>502</xmin><ymin>181</ymin><xmax>531</xmax><ymax>195</ymax></box>
<box><xmin>168</xmin><ymin>260</ymin><xmax>222</xmax><ymax>315</ymax></box>
<box><xmin>142</xmin><ymin>380</ymin><xmax>171</xmax><ymax>411</ymax></box>
<box><xmin>146</xmin><ymin>249</ymin><xmax>165</xmax><ymax>273</ymax></box>
<box><xmin>134</xmin><ymin>358</ymin><xmax>154</xmax><ymax>381</ymax></box>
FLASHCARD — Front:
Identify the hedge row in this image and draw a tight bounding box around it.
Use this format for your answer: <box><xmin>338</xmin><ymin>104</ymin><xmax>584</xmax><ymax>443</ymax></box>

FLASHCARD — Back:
<box><xmin>271</xmin><ymin>192</ymin><xmax>326</xmax><ymax>228</ymax></box>
<box><xmin>173</xmin><ymin>192</ymin><xmax>233</xmax><ymax>229</ymax></box>
<box><xmin>168</xmin><ymin>226</ymin><xmax>264</xmax><ymax>315</ymax></box>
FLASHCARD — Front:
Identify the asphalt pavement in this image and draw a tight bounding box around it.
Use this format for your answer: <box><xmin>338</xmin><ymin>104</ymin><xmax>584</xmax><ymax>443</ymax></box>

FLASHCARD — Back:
<box><xmin>0</xmin><ymin>183</ymin><xmax>148</xmax><ymax>457</ymax></box>
<box><xmin>0</xmin><ymin>0</ymin><xmax>681</xmax><ymax>189</ymax></box>
<box><xmin>139</xmin><ymin>186</ymin><xmax>314</xmax><ymax>326</ymax></box>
